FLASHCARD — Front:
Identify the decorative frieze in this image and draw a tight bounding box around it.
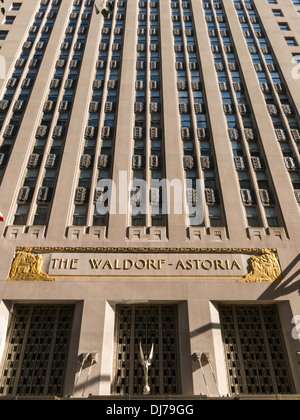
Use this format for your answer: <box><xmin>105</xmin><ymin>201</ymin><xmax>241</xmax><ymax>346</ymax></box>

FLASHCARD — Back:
<box><xmin>134</xmin><ymin>102</ymin><xmax>145</xmax><ymax>113</ymax></box>
<box><xmin>197</xmin><ymin>128</ymin><xmax>208</xmax><ymax>140</ymax></box>
<box><xmin>80</xmin><ymin>154</ymin><xmax>92</xmax><ymax>169</ymax></box>
<box><xmin>98</xmin><ymin>155</ymin><xmax>111</xmax><ymax>169</ymax></box>
<box><xmin>205</xmin><ymin>188</ymin><xmax>217</xmax><ymax>205</ymax></box>
<box><xmin>149</xmin><ymin>103</ymin><xmax>160</xmax><ymax>113</ymax></box>
<box><xmin>0</xmin><ymin>100</ymin><xmax>9</xmax><ymax>111</ymax></box>
<box><xmin>17</xmin><ymin>186</ymin><xmax>31</xmax><ymax>204</ymax></box>
<box><xmin>200</xmin><ymin>156</ymin><xmax>213</xmax><ymax>170</ymax></box>
<box><xmin>45</xmin><ymin>154</ymin><xmax>58</xmax><ymax>168</ymax></box>
<box><xmin>150</xmin><ymin>127</ymin><xmax>160</xmax><ymax>139</ymax></box>
<box><xmin>150</xmin><ymin>155</ymin><xmax>160</xmax><ymax>169</ymax></box>
<box><xmin>101</xmin><ymin>126</ymin><xmax>113</xmax><ymax>138</ymax></box>
<box><xmin>27</xmin><ymin>154</ymin><xmax>40</xmax><ymax>168</ymax></box>
<box><xmin>194</xmin><ymin>103</ymin><xmax>205</xmax><ymax>114</ymax></box>
<box><xmin>251</xmin><ymin>157</ymin><xmax>264</xmax><ymax>170</ymax></box>
<box><xmin>43</xmin><ymin>100</ymin><xmax>54</xmax><ymax>112</ymax></box>
<box><xmin>36</xmin><ymin>125</ymin><xmax>48</xmax><ymax>138</ymax></box>
<box><xmin>37</xmin><ymin>187</ymin><xmax>50</xmax><ymax>203</ymax></box>
<box><xmin>259</xmin><ymin>189</ymin><xmax>272</xmax><ymax>205</ymax></box>
<box><xmin>179</xmin><ymin>103</ymin><xmax>189</xmax><ymax>114</ymax></box>
<box><xmin>85</xmin><ymin>126</ymin><xmax>96</xmax><ymax>138</ymax></box>
<box><xmin>133</xmin><ymin>127</ymin><xmax>144</xmax><ymax>139</ymax></box>
<box><xmin>244</xmin><ymin>128</ymin><xmax>256</xmax><ymax>140</ymax></box>
<box><xmin>240</xmin><ymin>189</ymin><xmax>254</xmax><ymax>205</ymax></box>
<box><xmin>74</xmin><ymin>187</ymin><xmax>87</xmax><ymax>204</ymax></box>
<box><xmin>234</xmin><ymin>156</ymin><xmax>247</xmax><ymax>170</ymax></box>
<box><xmin>132</xmin><ymin>155</ymin><xmax>145</xmax><ymax>169</ymax></box>
<box><xmin>183</xmin><ymin>156</ymin><xmax>195</xmax><ymax>170</ymax></box>
<box><xmin>284</xmin><ymin>157</ymin><xmax>297</xmax><ymax>170</ymax></box>
<box><xmin>52</xmin><ymin>126</ymin><xmax>64</xmax><ymax>138</ymax></box>
<box><xmin>181</xmin><ymin>128</ymin><xmax>191</xmax><ymax>139</ymax></box>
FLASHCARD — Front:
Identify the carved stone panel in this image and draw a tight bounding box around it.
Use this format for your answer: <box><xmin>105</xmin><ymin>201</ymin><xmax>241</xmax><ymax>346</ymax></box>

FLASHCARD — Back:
<box><xmin>80</xmin><ymin>154</ymin><xmax>92</xmax><ymax>169</ymax></box>
<box><xmin>149</xmin><ymin>155</ymin><xmax>160</xmax><ymax>169</ymax></box>
<box><xmin>74</xmin><ymin>187</ymin><xmax>87</xmax><ymax>204</ymax></box>
<box><xmin>17</xmin><ymin>187</ymin><xmax>31</xmax><ymax>204</ymax></box>
<box><xmin>240</xmin><ymin>189</ymin><xmax>254</xmax><ymax>205</ymax></box>
<box><xmin>259</xmin><ymin>189</ymin><xmax>272</xmax><ymax>205</ymax></box>
<box><xmin>98</xmin><ymin>154</ymin><xmax>111</xmax><ymax>168</ymax></box>
<box><xmin>183</xmin><ymin>156</ymin><xmax>194</xmax><ymax>170</ymax></box>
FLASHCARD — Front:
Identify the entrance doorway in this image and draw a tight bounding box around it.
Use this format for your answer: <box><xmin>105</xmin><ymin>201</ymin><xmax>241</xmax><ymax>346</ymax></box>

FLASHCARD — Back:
<box><xmin>112</xmin><ymin>304</ymin><xmax>181</xmax><ymax>396</ymax></box>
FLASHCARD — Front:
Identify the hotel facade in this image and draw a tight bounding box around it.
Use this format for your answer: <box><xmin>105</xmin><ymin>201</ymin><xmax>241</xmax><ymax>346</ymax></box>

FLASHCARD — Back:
<box><xmin>0</xmin><ymin>0</ymin><xmax>299</xmax><ymax>399</ymax></box>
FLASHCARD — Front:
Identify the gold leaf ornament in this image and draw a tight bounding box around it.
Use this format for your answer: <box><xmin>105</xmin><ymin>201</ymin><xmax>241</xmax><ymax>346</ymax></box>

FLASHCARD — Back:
<box><xmin>8</xmin><ymin>248</ymin><xmax>55</xmax><ymax>282</ymax></box>
<box><xmin>238</xmin><ymin>249</ymin><xmax>283</xmax><ymax>283</ymax></box>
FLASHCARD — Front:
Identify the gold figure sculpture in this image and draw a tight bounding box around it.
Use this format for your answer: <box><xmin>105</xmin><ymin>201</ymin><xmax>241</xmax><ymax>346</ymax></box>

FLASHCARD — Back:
<box><xmin>8</xmin><ymin>248</ymin><xmax>55</xmax><ymax>281</ymax></box>
<box><xmin>238</xmin><ymin>249</ymin><xmax>283</xmax><ymax>283</ymax></box>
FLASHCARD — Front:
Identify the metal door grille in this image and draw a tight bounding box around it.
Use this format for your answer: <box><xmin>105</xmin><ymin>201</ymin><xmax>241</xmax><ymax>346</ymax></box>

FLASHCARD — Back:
<box><xmin>113</xmin><ymin>304</ymin><xmax>180</xmax><ymax>396</ymax></box>
<box><xmin>0</xmin><ymin>304</ymin><xmax>74</xmax><ymax>397</ymax></box>
<box><xmin>219</xmin><ymin>305</ymin><xmax>293</xmax><ymax>396</ymax></box>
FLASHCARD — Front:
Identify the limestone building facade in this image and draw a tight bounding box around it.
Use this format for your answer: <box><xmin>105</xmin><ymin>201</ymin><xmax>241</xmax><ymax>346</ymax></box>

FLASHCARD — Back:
<box><xmin>0</xmin><ymin>0</ymin><xmax>299</xmax><ymax>399</ymax></box>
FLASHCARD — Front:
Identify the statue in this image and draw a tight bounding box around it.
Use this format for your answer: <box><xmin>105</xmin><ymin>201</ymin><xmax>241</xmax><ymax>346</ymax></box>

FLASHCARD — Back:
<box><xmin>238</xmin><ymin>249</ymin><xmax>283</xmax><ymax>283</ymax></box>
<box><xmin>139</xmin><ymin>341</ymin><xmax>154</xmax><ymax>395</ymax></box>
<box><xmin>8</xmin><ymin>248</ymin><xmax>55</xmax><ymax>281</ymax></box>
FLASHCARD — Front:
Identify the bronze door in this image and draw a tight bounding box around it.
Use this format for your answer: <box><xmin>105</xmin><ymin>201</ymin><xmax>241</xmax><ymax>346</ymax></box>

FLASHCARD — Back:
<box><xmin>0</xmin><ymin>304</ymin><xmax>74</xmax><ymax>397</ymax></box>
<box><xmin>220</xmin><ymin>305</ymin><xmax>294</xmax><ymax>396</ymax></box>
<box><xmin>112</xmin><ymin>304</ymin><xmax>181</xmax><ymax>396</ymax></box>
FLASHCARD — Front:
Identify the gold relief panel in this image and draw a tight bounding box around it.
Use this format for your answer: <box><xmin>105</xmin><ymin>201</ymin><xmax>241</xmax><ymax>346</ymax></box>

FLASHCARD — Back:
<box><xmin>8</xmin><ymin>248</ymin><xmax>55</xmax><ymax>282</ymax></box>
<box><xmin>7</xmin><ymin>247</ymin><xmax>283</xmax><ymax>283</ymax></box>
<box><xmin>238</xmin><ymin>249</ymin><xmax>283</xmax><ymax>283</ymax></box>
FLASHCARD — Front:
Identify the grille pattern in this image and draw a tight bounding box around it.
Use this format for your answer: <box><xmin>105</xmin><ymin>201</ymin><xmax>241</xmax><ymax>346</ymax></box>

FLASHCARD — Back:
<box><xmin>0</xmin><ymin>304</ymin><xmax>74</xmax><ymax>397</ymax></box>
<box><xmin>220</xmin><ymin>305</ymin><xmax>293</xmax><ymax>396</ymax></box>
<box><xmin>113</xmin><ymin>304</ymin><xmax>180</xmax><ymax>396</ymax></box>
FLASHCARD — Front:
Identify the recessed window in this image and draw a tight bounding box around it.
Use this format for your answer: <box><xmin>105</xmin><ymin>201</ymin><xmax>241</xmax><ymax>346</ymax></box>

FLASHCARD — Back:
<box><xmin>0</xmin><ymin>30</ymin><xmax>8</xmax><ymax>40</ymax></box>
<box><xmin>4</xmin><ymin>16</ymin><xmax>15</xmax><ymax>25</ymax></box>
<box><xmin>278</xmin><ymin>22</ymin><xmax>290</xmax><ymax>31</ymax></box>
<box><xmin>11</xmin><ymin>3</ymin><xmax>22</xmax><ymax>11</ymax></box>
<box><xmin>286</xmin><ymin>37</ymin><xmax>298</xmax><ymax>46</ymax></box>
<box><xmin>292</xmin><ymin>53</ymin><xmax>300</xmax><ymax>63</ymax></box>
<box><xmin>272</xmin><ymin>9</ymin><xmax>283</xmax><ymax>17</ymax></box>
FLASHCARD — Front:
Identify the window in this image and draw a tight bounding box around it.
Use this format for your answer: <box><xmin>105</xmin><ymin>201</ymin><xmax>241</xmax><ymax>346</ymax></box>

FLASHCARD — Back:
<box><xmin>265</xmin><ymin>207</ymin><xmax>279</xmax><ymax>227</ymax></box>
<box><xmin>285</xmin><ymin>37</ymin><xmax>298</xmax><ymax>46</ymax></box>
<box><xmin>11</xmin><ymin>3</ymin><xmax>22</xmax><ymax>11</ymax></box>
<box><xmin>278</xmin><ymin>23</ymin><xmax>290</xmax><ymax>31</ymax></box>
<box><xmin>13</xmin><ymin>205</ymin><xmax>29</xmax><ymax>225</ymax></box>
<box><xmin>245</xmin><ymin>206</ymin><xmax>260</xmax><ymax>227</ymax></box>
<box><xmin>0</xmin><ymin>30</ymin><xmax>8</xmax><ymax>40</ymax></box>
<box><xmin>4</xmin><ymin>16</ymin><xmax>15</xmax><ymax>25</ymax></box>
<box><xmin>73</xmin><ymin>205</ymin><xmax>87</xmax><ymax>226</ymax></box>
<box><xmin>33</xmin><ymin>205</ymin><xmax>48</xmax><ymax>226</ymax></box>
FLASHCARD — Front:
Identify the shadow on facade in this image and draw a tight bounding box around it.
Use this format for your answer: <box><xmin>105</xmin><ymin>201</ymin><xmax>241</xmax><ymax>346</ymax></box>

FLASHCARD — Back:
<box><xmin>190</xmin><ymin>322</ymin><xmax>221</xmax><ymax>339</ymax></box>
<box><xmin>259</xmin><ymin>253</ymin><xmax>300</xmax><ymax>300</ymax></box>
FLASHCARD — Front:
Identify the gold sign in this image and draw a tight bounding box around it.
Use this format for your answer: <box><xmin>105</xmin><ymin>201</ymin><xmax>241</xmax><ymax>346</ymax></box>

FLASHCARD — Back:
<box><xmin>50</xmin><ymin>256</ymin><xmax>242</xmax><ymax>271</ymax></box>
<box><xmin>7</xmin><ymin>247</ymin><xmax>284</xmax><ymax>283</ymax></box>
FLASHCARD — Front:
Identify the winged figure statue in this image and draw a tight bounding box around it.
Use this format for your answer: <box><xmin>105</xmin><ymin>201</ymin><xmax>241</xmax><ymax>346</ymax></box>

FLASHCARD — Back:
<box><xmin>139</xmin><ymin>340</ymin><xmax>154</xmax><ymax>395</ymax></box>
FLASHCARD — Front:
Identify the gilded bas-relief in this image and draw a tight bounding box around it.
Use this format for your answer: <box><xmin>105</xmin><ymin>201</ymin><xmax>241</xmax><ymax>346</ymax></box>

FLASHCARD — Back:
<box><xmin>7</xmin><ymin>247</ymin><xmax>283</xmax><ymax>283</ymax></box>
<box><xmin>239</xmin><ymin>249</ymin><xmax>283</xmax><ymax>283</ymax></box>
<box><xmin>8</xmin><ymin>248</ymin><xmax>55</xmax><ymax>282</ymax></box>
